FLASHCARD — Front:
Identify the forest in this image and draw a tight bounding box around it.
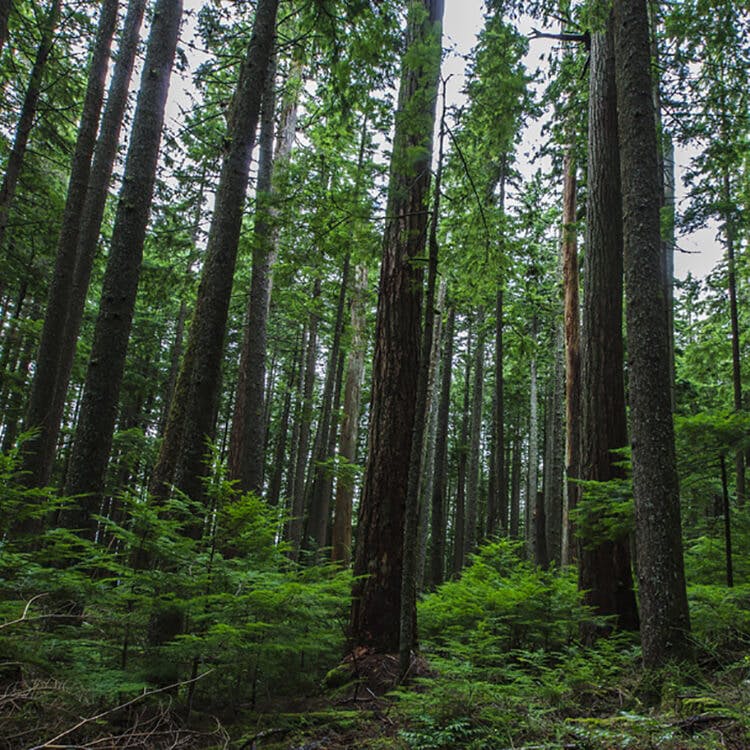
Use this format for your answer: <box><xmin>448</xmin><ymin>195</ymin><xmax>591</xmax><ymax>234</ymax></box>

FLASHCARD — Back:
<box><xmin>0</xmin><ymin>0</ymin><xmax>748</xmax><ymax>747</ymax></box>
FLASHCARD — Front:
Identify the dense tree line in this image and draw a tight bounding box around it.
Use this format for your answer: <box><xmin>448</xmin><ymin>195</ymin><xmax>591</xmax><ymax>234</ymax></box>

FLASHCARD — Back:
<box><xmin>0</xmin><ymin>0</ymin><xmax>748</xmax><ymax>744</ymax></box>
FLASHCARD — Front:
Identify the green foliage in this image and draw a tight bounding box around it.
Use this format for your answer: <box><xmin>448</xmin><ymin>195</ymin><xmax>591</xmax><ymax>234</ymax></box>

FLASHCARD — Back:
<box><xmin>0</xmin><ymin>450</ymin><xmax>351</xmax><ymax>745</ymax></box>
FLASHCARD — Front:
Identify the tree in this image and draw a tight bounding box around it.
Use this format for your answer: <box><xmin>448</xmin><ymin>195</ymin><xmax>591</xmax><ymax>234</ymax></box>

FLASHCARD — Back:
<box><xmin>152</xmin><ymin>0</ymin><xmax>280</xmax><ymax>508</ymax></box>
<box><xmin>614</xmin><ymin>0</ymin><xmax>691</xmax><ymax>666</ymax></box>
<box><xmin>21</xmin><ymin>0</ymin><xmax>119</xmax><ymax>488</ymax></box>
<box><xmin>578</xmin><ymin>16</ymin><xmax>638</xmax><ymax>637</ymax></box>
<box><xmin>64</xmin><ymin>0</ymin><xmax>183</xmax><ymax>529</ymax></box>
<box><xmin>350</xmin><ymin>0</ymin><xmax>443</xmax><ymax>654</ymax></box>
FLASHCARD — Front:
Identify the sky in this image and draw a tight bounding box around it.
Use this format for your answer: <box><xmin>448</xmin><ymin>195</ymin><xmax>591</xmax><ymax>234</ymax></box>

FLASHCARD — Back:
<box><xmin>171</xmin><ymin>0</ymin><xmax>722</xmax><ymax>281</ymax></box>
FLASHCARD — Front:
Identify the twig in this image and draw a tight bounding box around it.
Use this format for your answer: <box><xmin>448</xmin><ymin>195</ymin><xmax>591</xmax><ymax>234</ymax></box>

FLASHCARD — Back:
<box><xmin>0</xmin><ymin>593</ymin><xmax>50</xmax><ymax>630</ymax></box>
<box><xmin>29</xmin><ymin>670</ymin><xmax>214</xmax><ymax>749</ymax></box>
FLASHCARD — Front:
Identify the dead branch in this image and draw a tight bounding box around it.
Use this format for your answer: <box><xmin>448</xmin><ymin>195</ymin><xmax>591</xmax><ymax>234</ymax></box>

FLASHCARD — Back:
<box><xmin>29</xmin><ymin>669</ymin><xmax>214</xmax><ymax>749</ymax></box>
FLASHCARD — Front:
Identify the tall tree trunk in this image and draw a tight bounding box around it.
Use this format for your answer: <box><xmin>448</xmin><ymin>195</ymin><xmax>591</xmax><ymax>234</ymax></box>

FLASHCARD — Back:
<box><xmin>21</xmin><ymin>0</ymin><xmax>119</xmax><ymax>487</ymax></box>
<box><xmin>528</xmin><ymin>321</ymin><xmax>539</xmax><ymax>561</ymax></box>
<box><xmin>579</xmin><ymin>20</ymin><xmax>639</xmax><ymax>637</ymax></box>
<box><xmin>400</xmin><ymin>99</ymin><xmax>445</xmax><ymax>672</ymax></box>
<box><xmin>227</xmin><ymin>52</ymin><xmax>277</xmax><ymax>494</ymax></box>
<box><xmin>428</xmin><ymin>304</ymin><xmax>454</xmax><ymax>589</ymax></box>
<box><xmin>561</xmin><ymin>150</ymin><xmax>580</xmax><ymax>565</ymax></box>
<box><xmin>288</xmin><ymin>280</ymin><xmax>320</xmax><ymax>556</ymax></box>
<box><xmin>304</xmin><ymin>258</ymin><xmax>350</xmax><ymax>553</ymax></box>
<box><xmin>21</xmin><ymin>0</ymin><xmax>147</xmax><ymax>487</ymax></box>
<box><xmin>0</xmin><ymin>0</ymin><xmax>62</xmax><ymax>251</ymax></box>
<box><xmin>417</xmin><ymin>280</ymin><xmax>446</xmax><ymax>589</ymax></box>
<box><xmin>544</xmin><ymin>327</ymin><xmax>565</xmax><ymax>567</ymax></box>
<box><xmin>331</xmin><ymin>265</ymin><xmax>368</xmax><ymax>564</ymax></box>
<box><xmin>722</xmin><ymin>169</ymin><xmax>745</xmax><ymax>506</ymax></box>
<box><xmin>63</xmin><ymin>0</ymin><xmax>183</xmax><ymax>533</ymax></box>
<box><xmin>350</xmin><ymin>0</ymin><xmax>444</xmax><ymax>654</ymax></box>
<box><xmin>452</xmin><ymin>324</ymin><xmax>472</xmax><ymax>577</ymax></box>
<box><xmin>614</xmin><ymin>0</ymin><xmax>691</xmax><ymax>666</ymax></box>
<box><xmin>267</xmin><ymin>335</ymin><xmax>301</xmax><ymax>509</ymax></box>
<box><xmin>509</xmin><ymin>427</ymin><xmax>521</xmax><ymax>539</ymax></box>
<box><xmin>464</xmin><ymin>309</ymin><xmax>484</xmax><ymax>561</ymax></box>
<box><xmin>155</xmin><ymin>0</ymin><xmax>280</xmax><ymax>507</ymax></box>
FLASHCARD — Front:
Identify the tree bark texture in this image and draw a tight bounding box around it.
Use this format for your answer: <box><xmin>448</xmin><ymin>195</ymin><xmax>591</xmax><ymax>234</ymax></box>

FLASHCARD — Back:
<box><xmin>464</xmin><ymin>309</ymin><xmax>485</xmax><ymax>561</ymax></box>
<box><xmin>227</xmin><ymin>52</ymin><xmax>277</xmax><ymax>495</ymax></box>
<box><xmin>64</xmin><ymin>0</ymin><xmax>183</xmax><ymax>530</ymax></box>
<box><xmin>428</xmin><ymin>304</ymin><xmax>454</xmax><ymax>589</ymax></box>
<box><xmin>452</xmin><ymin>324</ymin><xmax>472</xmax><ymax>577</ymax></box>
<box><xmin>561</xmin><ymin>150</ymin><xmax>580</xmax><ymax>565</ymax></box>
<box><xmin>544</xmin><ymin>328</ymin><xmax>565</xmax><ymax>567</ymax></box>
<box><xmin>157</xmin><ymin>0</ymin><xmax>280</xmax><ymax>507</ymax></box>
<box><xmin>350</xmin><ymin>0</ymin><xmax>443</xmax><ymax>654</ymax></box>
<box><xmin>22</xmin><ymin>0</ymin><xmax>119</xmax><ymax>488</ymax></box>
<box><xmin>614</xmin><ymin>0</ymin><xmax>691</xmax><ymax>666</ymax></box>
<box><xmin>332</xmin><ymin>265</ymin><xmax>368</xmax><ymax>564</ymax></box>
<box><xmin>22</xmin><ymin>0</ymin><xmax>147</xmax><ymax>492</ymax></box>
<box><xmin>578</xmin><ymin>22</ymin><xmax>639</xmax><ymax>636</ymax></box>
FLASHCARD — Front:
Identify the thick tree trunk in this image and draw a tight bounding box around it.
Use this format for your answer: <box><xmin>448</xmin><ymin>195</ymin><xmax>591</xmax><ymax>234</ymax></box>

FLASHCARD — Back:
<box><xmin>350</xmin><ymin>0</ymin><xmax>443</xmax><ymax>654</ymax></box>
<box><xmin>227</xmin><ymin>53</ymin><xmax>277</xmax><ymax>494</ymax></box>
<box><xmin>21</xmin><ymin>0</ymin><xmax>119</xmax><ymax>487</ymax></box>
<box><xmin>331</xmin><ymin>267</ymin><xmax>368</xmax><ymax>564</ymax></box>
<box><xmin>400</xmin><ymin>103</ymin><xmax>445</xmax><ymax>672</ymax></box>
<box><xmin>0</xmin><ymin>0</ymin><xmax>62</xmax><ymax>251</ymax></box>
<box><xmin>578</xmin><ymin>20</ymin><xmax>639</xmax><ymax>637</ymax></box>
<box><xmin>428</xmin><ymin>304</ymin><xmax>454</xmax><ymax>589</ymax></box>
<box><xmin>64</xmin><ymin>0</ymin><xmax>182</xmax><ymax>533</ymax></box>
<box><xmin>614</xmin><ymin>0</ymin><xmax>691</xmax><ymax>666</ymax></box>
<box><xmin>156</xmin><ymin>0</ymin><xmax>280</xmax><ymax>507</ymax></box>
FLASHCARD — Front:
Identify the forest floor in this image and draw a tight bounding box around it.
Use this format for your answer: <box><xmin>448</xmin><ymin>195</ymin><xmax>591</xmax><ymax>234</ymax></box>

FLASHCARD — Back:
<box><xmin>231</xmin><ymin>650</ymin><xmax>750</xmax><ymax>750</ymax></box>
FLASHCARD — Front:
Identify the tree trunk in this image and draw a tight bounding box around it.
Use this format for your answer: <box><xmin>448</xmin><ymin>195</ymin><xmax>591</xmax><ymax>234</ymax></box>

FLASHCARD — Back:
<box><xmin>0</xmin><ymin>0</ymin><xmax>62</xmax><ymax>252</ymax></box>
<box><xmin>510</xmin><ymin>427</ymin><xmax>521</xmax><ymax>539</ymax></box>
<box><xmin>331</xmin><ymin>266</ymin><xmax>368</xmax><ymax>564</ymax></box>
<box><xmin>544</xmin><ymin>328</ymin><xmax>565</xmax><ymax>567</ymax></box>
<box><xmin>452</xmin><ymin>323</ymin><xmax>472</xmax><ymax>577</ymax></box>
<box><xmin>464</xmin><ymin>309</ymin><xmax>485</xmax><ymax>561</ymax></box>
<box><xmin>21</xmin><ymin>0</ymin><xmax>147</xmax><ymax>488</ymax></box>
<box><xmin>528</xmin><ymin>322</ymin><xmax>539</xmax><ymax>561</ymax></box>
<box><xmin>288</xmin><ymin>280</ymin><xmax>320</xmax><ymax>556</ymax></box>
<box><xmin>156</xmin><ymin>0</ymin><xmax>280</xmax><ymax>507</ymax></box>
<box><xmin>304</xmin><ymin>257</ymin><xmax>350</xmax><ymax>554</ymax></box>
<box><xmin>722</xmin><ymin>169</ymin><xmax>745</xmax><ymax>506</ymax></box>
<box><xmin>227</xmin><ymin>52</ymin><xmax>277</xmax><ymax>495</ymax></box>
<box><xmin>267</xmin><ymin>335</ymin><xmax>301</xmax><ymax>509</ymax></box>
<box><xmin>350</xmin><ymin>0</ymin><xmax>443</xmax><ymax>654</ymax></box>
<box><xmin>428</xmin><ymin>304</ymin><xmax>454</xmax><ymax>589</ymax></box>
<box><xmin>561</xmin><ymin>150</ymin><xmax>580</xmax><ymax>566</ymax></box>
<box><xmin>0</xmin><ymin>0</ymin><xmax>10</xmax><ymax>55</ymax></box>
<box><xmin>21</xmin><ymin>0</ymin><xmax>119</xmax><ymax>487</ymax></box>
<box><xmin>720</xmin><ymin>454</ymin><xmax>733</xmax><ymax>587</ymax></box>
<box><xmin>400</xmin><ymin>98</ymin><xmax>445</xmax><ymax>672</ymax></box>
<box><xmin>578</xmin><ymin>20</ymin><xmax>639</xmax><ymax>637</ymax></box>
<box><xmin>614</xmin><ymin>0</ymin><xmax>691</xmax><ymax>666</ymax></box>
<box><xmin>63</xmin><ymin>0</ymin><xmax>182</xmax><ymax>533</ymax></box>
<box><xmin>417</xmin><ymin>280</ymin><xmax>446</xmax><ymax>589</ymax></box>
